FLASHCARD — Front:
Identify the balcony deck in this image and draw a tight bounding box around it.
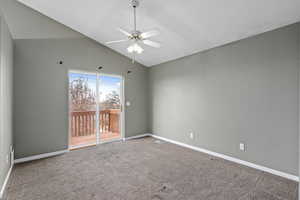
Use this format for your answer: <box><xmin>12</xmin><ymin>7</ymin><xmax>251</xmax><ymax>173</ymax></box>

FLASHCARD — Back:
<box><xmin>70</xmin><ymin>109</ymin><xmax>121</xmax><ymax>148</ymax></box>
<box><xmin>70</xmin><ymin>132</ymin><xmax>121</xmax><ymax>147</ymax></box>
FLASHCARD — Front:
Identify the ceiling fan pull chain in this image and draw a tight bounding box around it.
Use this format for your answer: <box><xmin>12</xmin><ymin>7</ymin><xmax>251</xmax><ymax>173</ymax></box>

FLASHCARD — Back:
<box><xmin>132</xmin><ymin>53</ymin><xmax>136</xmax><ymax>64</ymax></box>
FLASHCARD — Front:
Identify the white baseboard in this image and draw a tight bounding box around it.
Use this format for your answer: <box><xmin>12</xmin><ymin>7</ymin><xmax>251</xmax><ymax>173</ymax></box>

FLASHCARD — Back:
<box><xmin>0</xmin><ymin>163</ymin><xmax>13</xmax><ymax>199</ymax></box>
<box><xmin>14</xmin><ymin>134</ymin><xmax>152</xmax><ymax>164</ymax></box>
<box><xmin>124</xmin><ymin>133</ymin><xmax>151</xmax><ymax>141</ymax></box>
<box><xmin>149</xmin><ymin>134</ymin><xmax>299</xmax><ymax>182</ymax></box>
<box><xmin>14</xmin><ymin>149</ymin><xmax>69</xmax><ymax>164</ymax></box>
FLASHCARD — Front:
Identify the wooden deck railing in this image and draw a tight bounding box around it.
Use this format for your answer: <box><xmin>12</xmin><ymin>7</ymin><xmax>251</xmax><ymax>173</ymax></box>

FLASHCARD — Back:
<box><xmin>70</xmin><ymin>109</ymin><xmax>120</xmax><ymax>137</ymax></box>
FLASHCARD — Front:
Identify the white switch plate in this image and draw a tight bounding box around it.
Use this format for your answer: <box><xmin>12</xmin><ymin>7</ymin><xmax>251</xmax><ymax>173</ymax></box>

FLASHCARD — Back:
<box><xmin>126</xmin><ymin>101</ymin><xmax>131</xmax><ymax>106</ymax></box>
<box><xmin>190</xmin><ymin>132</ymin><xmax>194</xmax><ymax>139</ymax></box>
<box><xmin>240</xmin><ymin>143</ymin><xmax>245</xmax><ymax>151</ymax></box>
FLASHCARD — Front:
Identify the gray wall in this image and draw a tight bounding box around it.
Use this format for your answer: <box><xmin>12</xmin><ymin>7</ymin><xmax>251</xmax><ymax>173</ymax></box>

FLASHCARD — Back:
<box><xmin>149</xmin><ymin>23</ymin><xmax>300</xmax><ymax>176</ymax></box>
<box><xmin>0</xmin><ymin>0</ymin><xmax>83</xmax><ymax>39</ymax></box>
<box><xmin>1</xmin><ymin>0</ymin><xmax>149</xmax><ymax>159</ymax></box>
<box><xmin>0</xmin><ymin>13</ymin><xmax>13</xmax><ymax>197</ymax></box>
<box><xmin>14</xmin><ymin>37</ymin><xmax>149</xmax><ymax>159</ymax></box>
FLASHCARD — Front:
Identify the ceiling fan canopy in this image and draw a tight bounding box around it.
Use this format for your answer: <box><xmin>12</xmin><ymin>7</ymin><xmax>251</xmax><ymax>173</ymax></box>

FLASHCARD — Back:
<box><xmin>106</xmin><ymin>0</ymin><xmax>161</xmax><ymax>57</ymax></box>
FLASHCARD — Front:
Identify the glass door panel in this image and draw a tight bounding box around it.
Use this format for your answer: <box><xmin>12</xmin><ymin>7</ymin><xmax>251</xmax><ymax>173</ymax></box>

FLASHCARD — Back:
<box><xmin>98</xmin><ymin>75</ymin><xmax>122</xmax><ymax>142</ymax></box>
<box><xmin>69</xmin><ymin>72</ymin><xmax>97</xmax><ymax>148</ymax></box>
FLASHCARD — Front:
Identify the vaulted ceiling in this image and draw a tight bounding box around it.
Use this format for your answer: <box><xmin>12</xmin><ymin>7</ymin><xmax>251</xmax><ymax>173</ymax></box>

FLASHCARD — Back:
<box><xmin>18</xmin><ymin>0</ymin><xmax>300</xmax><ymax>66</ymax></box>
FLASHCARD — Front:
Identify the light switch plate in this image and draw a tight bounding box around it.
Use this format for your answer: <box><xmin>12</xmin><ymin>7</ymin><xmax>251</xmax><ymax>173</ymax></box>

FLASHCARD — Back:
<box><xmin>190</xmin><ymin>132</ymin><xmax>194</xmax><ymax>139</ymax></box>
<box><xmin>240</xmin><ymin>143</ymin><xmax>245</xmax><ymax>151</ymax></box>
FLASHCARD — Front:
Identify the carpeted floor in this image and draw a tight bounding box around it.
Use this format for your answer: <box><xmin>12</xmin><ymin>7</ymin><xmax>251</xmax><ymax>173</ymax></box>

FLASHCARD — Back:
<box><xmin>6</xmin><ymin>137</ymin><xmax>298</xmax><ymax>200</ymax></box>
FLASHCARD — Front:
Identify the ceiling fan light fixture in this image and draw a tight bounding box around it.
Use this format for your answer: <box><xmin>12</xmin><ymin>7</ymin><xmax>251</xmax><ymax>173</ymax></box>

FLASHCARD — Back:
<box><xmin>127</xmin><ymin>43</ymin><xmax>144</xmax><ymax>54</ymax></box>
<box><xmin>106</xmin><ymin>0</ymin><xmax>160</xmax><ymax>61</ymax></box>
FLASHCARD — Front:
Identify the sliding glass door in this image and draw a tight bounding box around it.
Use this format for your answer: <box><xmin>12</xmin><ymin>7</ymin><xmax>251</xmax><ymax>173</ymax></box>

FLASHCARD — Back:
<box><xmin>69</xmin><ymin>71</ymin><xmax>123</xmax><ymax>149</ymax></box>
<box><xmin>99</xmin><ymin>75</ymin><xmax>122</xmax><ymax>142</ymax></box>
<box><xmin>69</xmin><ymin>72</ymin><xmax>97</xmax><ymax>148</ymax></box>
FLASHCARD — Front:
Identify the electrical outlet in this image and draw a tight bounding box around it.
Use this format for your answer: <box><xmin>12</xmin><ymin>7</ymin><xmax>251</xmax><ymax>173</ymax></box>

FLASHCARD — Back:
<box><xmin>11</xmin><ymin>147</ymin><xmax>14</xmax><ymax>166</ymax></box>
<box><xmin>190</xmin><ymin>132</ymin><xmax>194</xmax><ymax>140</ymax></box>
<box><xmin>240</xmin><ymin>143</ymin><xmax>245</xmax><ymax>151</ymax></box>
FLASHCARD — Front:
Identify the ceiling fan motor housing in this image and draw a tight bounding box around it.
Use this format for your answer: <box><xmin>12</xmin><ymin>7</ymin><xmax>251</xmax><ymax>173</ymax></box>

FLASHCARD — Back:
<box><xmin>130</xmin><ymin>30</ymin><xmax>142</xmax><ymax>40</ymax></box>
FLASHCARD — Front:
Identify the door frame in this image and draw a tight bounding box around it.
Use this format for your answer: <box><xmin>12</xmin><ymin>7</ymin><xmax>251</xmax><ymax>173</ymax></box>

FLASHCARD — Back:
<box><xmin>67</xmin><ymin>69</ymin><xmax>125</xmax><ymax>150</ymax></box>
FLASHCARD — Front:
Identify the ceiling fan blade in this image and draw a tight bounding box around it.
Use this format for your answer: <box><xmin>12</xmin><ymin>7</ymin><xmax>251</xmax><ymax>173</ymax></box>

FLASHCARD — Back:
<box><xmin>140</xmin><ymin>30</ymin><xmax>159</xmax><ymax>39</ymax></box>
<box><xmin>117</xmin><ymin>28</ymin><xmax>132</xmax><ymax>37</ymax></box>
<box><xmin>106</xmin><ymin>39</ymin><xmax>129</xmax><ymax>44</ymax></box>
<box><xmin>143</xmin><ymin>40</ymin><xmax>161</xmax><ymax>48</ymax></box>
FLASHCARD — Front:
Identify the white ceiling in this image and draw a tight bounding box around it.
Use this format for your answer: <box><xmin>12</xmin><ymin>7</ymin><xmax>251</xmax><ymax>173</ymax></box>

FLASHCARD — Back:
<box><xmin>17</xmin><ymin>0</ymin><xmax>300</xmax><ymax>67</ymax></box>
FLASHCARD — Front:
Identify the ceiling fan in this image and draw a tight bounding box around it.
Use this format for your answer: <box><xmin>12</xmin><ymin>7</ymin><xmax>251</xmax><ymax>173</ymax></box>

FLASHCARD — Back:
<box><xmin>106</xmin><ymin>0</ymin><xmax>161</xmax><ymax>57</ymax></box>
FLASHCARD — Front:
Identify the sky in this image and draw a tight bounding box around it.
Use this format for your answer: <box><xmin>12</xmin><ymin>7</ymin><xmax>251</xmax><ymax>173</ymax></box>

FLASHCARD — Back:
<box><xmin>69</xmin><ymin>72</ymin><xmax>121</xmax><ymax>102</ymax></box>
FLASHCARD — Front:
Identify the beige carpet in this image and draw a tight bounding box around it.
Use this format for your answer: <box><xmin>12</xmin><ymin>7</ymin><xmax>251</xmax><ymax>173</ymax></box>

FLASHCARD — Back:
<box><xmin>6</xmin><ymin>137</ymin><xmax>298</xmax><ymax>200</ymax></box>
